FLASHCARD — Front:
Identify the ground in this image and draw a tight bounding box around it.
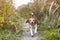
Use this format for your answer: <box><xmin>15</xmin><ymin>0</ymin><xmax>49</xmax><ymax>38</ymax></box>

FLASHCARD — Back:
<box><xmin>20</xmin><ymin>23</ymin><xmax>38</xmax><ymax>40</ymax></box>
<box><xmin>21</xmin><ymin>30</ymin><xmax>38</xmax><ymax>40</ymax></box>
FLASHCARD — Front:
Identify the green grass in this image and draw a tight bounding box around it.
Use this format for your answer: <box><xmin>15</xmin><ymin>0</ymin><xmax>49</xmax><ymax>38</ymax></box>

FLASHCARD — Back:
<box><xmin>39</xmin><ymin>29</ymin><xmax>60</xmax><ymax>40</ymax></box>
<box><xmin>0</xmin><ymin>26</ymin><xmax>23</xmax><ymax>40</ymax></box>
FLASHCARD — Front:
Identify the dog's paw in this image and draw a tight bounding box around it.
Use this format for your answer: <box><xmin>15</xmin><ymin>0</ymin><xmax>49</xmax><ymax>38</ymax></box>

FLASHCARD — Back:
<box><xmin>31</xmin><ymin>35</ymin><xmax>34</xmax><ymax>37</ymax></box>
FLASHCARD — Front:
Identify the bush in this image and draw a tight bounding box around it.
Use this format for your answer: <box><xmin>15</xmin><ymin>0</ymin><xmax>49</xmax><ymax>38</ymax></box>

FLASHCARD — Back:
<box><xmin>0</xmin><ymin>23</ymin><xmax>23</xmax><ymax>40</ymax></box>
<box><xmin>0</xmin><ymin>29</ymin><xmax>22</xmax><ymax>40</ymax></box>
<box><xmin>0</xmin><ymin>17</ymin><xmax>24</xmax><ymax>40</ymax></box>
<box><xmin>39</xmin><ymin>29</ymin><xmax>60</xmax><ymax>40</ymax></box>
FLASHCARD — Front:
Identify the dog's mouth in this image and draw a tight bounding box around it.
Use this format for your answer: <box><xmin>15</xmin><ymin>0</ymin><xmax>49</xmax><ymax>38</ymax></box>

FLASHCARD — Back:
<box><xmin>30</xmin><ymin>22</ymin><xmax>35</xmax><ymax>26</ymax></box>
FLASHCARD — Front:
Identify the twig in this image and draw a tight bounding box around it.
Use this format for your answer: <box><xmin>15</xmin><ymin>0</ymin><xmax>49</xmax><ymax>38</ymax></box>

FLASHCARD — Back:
<box><xmin>49</xmin><ymin>1</ymin><xmax>54</xmax><ymax>14</ymax></box>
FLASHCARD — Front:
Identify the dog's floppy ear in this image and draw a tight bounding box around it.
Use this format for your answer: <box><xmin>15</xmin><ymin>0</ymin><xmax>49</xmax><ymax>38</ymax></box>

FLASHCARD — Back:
<box><xmin>34</xmin><ymin>18</ymin><xmax>38</xmax><ymax>24</ymax></box>
<box><xmin>26</xmin><ymin>19</ymin><xmax>30</xmax><ymax>23</ymax></box>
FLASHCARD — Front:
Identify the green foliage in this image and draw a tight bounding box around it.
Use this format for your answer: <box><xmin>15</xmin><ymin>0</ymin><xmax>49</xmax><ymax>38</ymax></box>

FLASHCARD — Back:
<box><xmin>0</xmin><ymin>28</ymin><xmax>22</xmax><ymax>40</ymax></box>
<box><xmin>39</xmin><ymin>29</ymin><xmax>60</xmax><ymax>40</ymax></box>
<box><xmin>0</xmin><ymin>0</ymin><xmax>23</xmax><ymax>40</ymax></box>
<box><xmin>17</xmin><ymin>4</ymin><xmax>33</xmax><ymax>18</ymax></box>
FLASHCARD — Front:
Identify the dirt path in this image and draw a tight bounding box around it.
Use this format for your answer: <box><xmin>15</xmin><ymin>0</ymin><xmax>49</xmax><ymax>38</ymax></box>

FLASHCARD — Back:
<box><xmin>20</xmin><ymin>30</ymin><xmax>38</xmax><ymax>40</ymax></box>
<box><xmin>20</xmin><ymin>22</ymin><xmax>38</xmax><ymax>40</ymax></box>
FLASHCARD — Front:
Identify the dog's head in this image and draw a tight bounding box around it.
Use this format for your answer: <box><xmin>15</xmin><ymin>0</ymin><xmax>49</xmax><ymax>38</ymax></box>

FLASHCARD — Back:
<box><xmin>26</xmin><ymin>18</ymin><xmax>38</xmax><ymax>25</ymax></box>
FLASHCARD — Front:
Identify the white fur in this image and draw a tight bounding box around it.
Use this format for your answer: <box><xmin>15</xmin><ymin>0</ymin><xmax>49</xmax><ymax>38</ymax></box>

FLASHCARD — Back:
<box><xmin>29</xmin><ymin>24</ymin><xmax>37</xmax><ymax>36</ymax></box>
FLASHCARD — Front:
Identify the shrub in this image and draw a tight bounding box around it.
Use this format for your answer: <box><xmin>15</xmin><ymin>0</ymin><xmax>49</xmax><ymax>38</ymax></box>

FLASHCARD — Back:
<box><xmin>39</xmin><ymin>29</ymin><xmax>60</xmax><ymax>40</ymax></box>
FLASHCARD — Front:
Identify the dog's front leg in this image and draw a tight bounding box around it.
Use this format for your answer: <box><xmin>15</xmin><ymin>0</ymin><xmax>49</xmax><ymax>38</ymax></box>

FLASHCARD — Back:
<box><xmin>30</xmin><ymin>28</ymin><xmax>34</xmax><ymax>37</ymax></box>
<box><xmin>34</xmin><ymin>24</ymin><xmax>37</xmax><ymax>34</ymax></box>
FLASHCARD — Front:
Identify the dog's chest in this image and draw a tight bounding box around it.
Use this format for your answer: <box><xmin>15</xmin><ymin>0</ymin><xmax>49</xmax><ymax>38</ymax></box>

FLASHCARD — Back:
<box><xmin>30</xmin><ymin>25</ymin><xmax>35</xmax><ymax>29</ymax></box>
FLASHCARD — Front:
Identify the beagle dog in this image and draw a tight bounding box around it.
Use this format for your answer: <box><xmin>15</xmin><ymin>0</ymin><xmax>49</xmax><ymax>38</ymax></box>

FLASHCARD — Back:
<box><xmin>26</xmin><ymin>17</ymin><xmax>38</xmax><ymax>37</ymax></box>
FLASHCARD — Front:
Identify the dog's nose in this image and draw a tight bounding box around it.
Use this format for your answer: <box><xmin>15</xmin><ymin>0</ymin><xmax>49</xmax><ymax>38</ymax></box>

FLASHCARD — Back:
<box><xmin>31</xmin><ymin>22</ymin><xmax>34</xmax><ymax>24</ymax></box>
